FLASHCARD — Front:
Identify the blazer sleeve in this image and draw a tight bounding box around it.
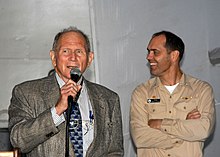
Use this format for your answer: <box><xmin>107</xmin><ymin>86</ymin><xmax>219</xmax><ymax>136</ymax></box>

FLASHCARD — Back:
<box><xmin>8</xmin><ymin>84</ymin><xmax>60</xmax><ymax>153</ymax></box>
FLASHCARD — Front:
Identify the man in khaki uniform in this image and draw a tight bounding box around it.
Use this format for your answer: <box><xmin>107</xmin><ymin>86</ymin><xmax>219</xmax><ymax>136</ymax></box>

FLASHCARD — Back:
<box><xmin>130</xmin><ymin>31</ymin><xmax>215</xmax><ymax>157</ymax></box>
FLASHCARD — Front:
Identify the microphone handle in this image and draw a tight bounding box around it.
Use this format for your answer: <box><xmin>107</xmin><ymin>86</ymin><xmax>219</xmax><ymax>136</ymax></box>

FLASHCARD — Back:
<box><xmin>65</xmin><ymin>95</ymin><xmax>73</xmax><ymax>157</ymax></box>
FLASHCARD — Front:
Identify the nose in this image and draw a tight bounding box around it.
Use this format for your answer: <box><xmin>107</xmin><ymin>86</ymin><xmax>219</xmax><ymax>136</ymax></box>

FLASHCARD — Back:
<box><xmin>147</xmin><ymin>51</ymin><xmax>153</xmax><ymax>60</ymax></box>
<box><xmin>69</xmin><ymin>51</ymin><xmax>77</xmax><ymax>60</ymax></box>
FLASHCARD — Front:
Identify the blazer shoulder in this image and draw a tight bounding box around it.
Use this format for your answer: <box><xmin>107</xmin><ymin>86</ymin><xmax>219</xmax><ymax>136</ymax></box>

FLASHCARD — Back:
<box><xmin>13</xmin><ymin>74</ymin><xmax>57</xmax><ymax>93</ymax></box>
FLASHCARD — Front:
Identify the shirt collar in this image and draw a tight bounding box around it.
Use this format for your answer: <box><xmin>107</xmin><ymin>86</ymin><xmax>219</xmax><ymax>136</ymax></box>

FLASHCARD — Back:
<box><xmin>151</xmin><ymin>73</ymin><xmax>190</xmax><ymax>88</ymax></box>
<box><xmin>55</xmin><ymin>73</ymin><xmax>65</xmax><ymax>88</ymax></box>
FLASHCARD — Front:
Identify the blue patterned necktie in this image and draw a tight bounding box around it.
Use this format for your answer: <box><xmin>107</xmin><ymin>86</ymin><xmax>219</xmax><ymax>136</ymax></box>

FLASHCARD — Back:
<box><xmin>69</xmin><ymin>101</ymin><xmax>83</xmax><ymax>157</ymax></box>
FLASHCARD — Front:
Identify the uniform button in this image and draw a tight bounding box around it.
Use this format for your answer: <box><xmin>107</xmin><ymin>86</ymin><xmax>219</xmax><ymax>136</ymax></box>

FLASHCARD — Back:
<box><xmin>169</xmin><ymin>111</ymin><xmax>172</xmax><ymax>113</ymax></box>
<box><xmin>184</xmin><ymin>106</ymin><xmax>186</xmax><ymax>109</ymax></box>
<box><xmin>164</xmin><ymin>129</ymin><xmax>167</xmax><ymax>132</ymax></box>
<box><xmin>168</xmin><ymin>154</ymin><xmax>171</xmax><ymax>156</ymax></box>
<box><xmin>153</xmin><ymin>109</ymin><xmax>155</xmax><ymax>112</ymax></box>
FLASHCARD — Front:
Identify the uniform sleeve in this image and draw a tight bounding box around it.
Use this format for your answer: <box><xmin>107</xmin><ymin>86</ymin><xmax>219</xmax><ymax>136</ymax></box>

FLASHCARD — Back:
<box><xmin>130</xmin><ymin>87</ymin><xmax>182</xmax><ymax>149</ymax></box>
<box><xmin>160</xmin><ymin>84</ymin><xmax>216</xmax><ymax>141</ymax></box>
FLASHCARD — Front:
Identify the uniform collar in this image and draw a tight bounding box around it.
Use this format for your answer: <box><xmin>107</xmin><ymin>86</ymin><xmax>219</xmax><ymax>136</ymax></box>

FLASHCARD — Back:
<box><xmin>151</xmin><ymin>73</ymin><xmax>191</xmax><ymax>89</ymax></box>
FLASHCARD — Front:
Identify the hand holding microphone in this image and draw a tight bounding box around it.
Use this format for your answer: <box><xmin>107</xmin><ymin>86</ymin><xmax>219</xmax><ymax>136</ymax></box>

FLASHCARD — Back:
<box><xmin>55</xmin><ymin>67</ymin><xmax>82</xmax><ymax>115</ymax></box>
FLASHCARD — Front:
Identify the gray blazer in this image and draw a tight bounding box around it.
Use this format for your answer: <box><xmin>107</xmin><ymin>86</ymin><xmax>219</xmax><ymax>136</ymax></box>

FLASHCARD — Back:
<box><xmin>8</xmin><ymin>73</ymin><xmax>124</xmax><ymax>157</ymax></box>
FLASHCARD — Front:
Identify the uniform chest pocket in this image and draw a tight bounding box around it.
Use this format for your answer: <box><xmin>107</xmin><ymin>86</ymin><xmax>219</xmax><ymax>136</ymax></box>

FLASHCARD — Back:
<box><xmin>174</xmin><ymin>98</ymin><xmax>198</xmax><ymax>119</ymax></box>
<box><xmin>145</xmin><ymin>103</ymin><xmax>166</xmax><ymax>119</ymax></box>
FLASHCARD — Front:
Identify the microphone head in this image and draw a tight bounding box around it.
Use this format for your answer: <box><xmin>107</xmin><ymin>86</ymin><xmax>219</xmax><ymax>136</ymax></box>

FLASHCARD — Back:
<box><xmin>70</xmin><ymin>67</ymin><xmax>81</xmax><ymax>83</ymax></box>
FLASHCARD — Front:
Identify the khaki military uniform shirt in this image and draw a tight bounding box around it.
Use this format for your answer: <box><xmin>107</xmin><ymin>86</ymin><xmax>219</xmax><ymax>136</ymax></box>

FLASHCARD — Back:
<box><xmin>130</xmin><ymin>74</ymin><xmax>215</xmax><ymax>157</ymax></box>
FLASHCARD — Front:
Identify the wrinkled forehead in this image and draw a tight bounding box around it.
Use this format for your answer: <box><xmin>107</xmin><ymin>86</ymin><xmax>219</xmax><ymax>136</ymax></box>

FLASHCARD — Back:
<box><xmin>59</xmin><ymin>32</ymin><xmax>86</xmax><ymax>45</ymax></box>
<box><xmin>53</xmin><ymin>32</ymin><xmax>86</xmax><ymax>52</ymax></box>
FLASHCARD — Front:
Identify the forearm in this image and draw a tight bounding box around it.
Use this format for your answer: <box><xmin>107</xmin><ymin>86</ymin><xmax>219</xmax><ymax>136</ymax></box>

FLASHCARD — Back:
<box><xmin>131</xmin><ymin>118</ymin><xmax>183</xmax><ymax>149</ymax></box>
<box><xmin>8</xmin><ymin>84</ymin><xmax>64</xmax><ymax>153</ymax></box>
<box><xmin>9</xmin><ymin>108</ymin><xmax>59</xmax><ymax>153</ymax></box>
<box><xmin>161</xmin><ymin>114</ymin><xmax>215</xmax><ymax>141</ymax></box>
<box><xmin>130</xmin><ymin>106</ymin><xmax>181</xmax><ymax>149</ymax></box>
<box><xmin>148</xmin><ymin>110</ymin><xmax>215</xmax><ymax>142</ymax></box>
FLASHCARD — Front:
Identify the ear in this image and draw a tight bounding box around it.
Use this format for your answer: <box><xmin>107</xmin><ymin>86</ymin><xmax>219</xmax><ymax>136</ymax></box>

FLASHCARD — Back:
<box><xmin>50</xmin><ymin>50</ymin><xmax>57</xmax><ymax>67</ymax></box>
<box><xmin>171</xmin><ymin>50</ymin><xmax>180</xmax><ymax>62</ymax></box>
<box><xmin>87</xmin><ymin>51</ymin><xmax>94</xmax><ymax>67</ymax></box>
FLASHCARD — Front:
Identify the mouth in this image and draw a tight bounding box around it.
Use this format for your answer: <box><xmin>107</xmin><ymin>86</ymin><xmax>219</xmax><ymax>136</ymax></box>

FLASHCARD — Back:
<box><xmin>67</xmin><ymin>66</ymin><xmax>79</xmax><ymax>70</ymax></box>
<box><xmin>149</xmin><ymin>62</ymin><xmax>157</xmax><ymax>66</ymax></box>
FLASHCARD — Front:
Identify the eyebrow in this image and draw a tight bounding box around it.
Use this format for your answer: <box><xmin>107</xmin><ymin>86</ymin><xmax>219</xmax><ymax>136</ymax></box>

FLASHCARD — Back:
<box><xmin>147</xmin><ymin>48</ymin><xmax>158</xmax><ymax>52</ymax></box>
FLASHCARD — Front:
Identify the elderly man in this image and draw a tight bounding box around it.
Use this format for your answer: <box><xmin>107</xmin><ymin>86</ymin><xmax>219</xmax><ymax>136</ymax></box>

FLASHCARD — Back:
<box><xmin>9</xmin><ymin>26</ymin><xmax>124</xmax><ymax>157</ymax></box>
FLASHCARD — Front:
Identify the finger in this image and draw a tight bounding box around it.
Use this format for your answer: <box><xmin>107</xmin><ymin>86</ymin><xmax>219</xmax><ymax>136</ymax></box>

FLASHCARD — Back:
<box><xmin>60</xmin><ymin>86</ymin><xmax>77</xmax><ymax>97</ymax></box>
<box><xmin>188</xmin><ymin>112</ymin><xmax>201</xmax><ymax>119</ymax></box>
<box><xmin>190</xmin><ymin>111</ymin><xmax>200</xmax><ymax>116</ymax></box>
<box><xmin>190</xmin><ymin>115</ymin><xmax>201</xmax><ymax>119</ymax></box>
<box><xmin>63</xmin><ymin>82</ymin><xmax>78</xmax><ymax>91</ymax></box>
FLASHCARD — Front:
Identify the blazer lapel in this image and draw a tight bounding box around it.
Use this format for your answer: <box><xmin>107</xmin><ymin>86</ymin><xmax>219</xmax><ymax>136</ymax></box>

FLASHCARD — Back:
<box><xmin>84</xmin><ymin>80</ymin><xmax>106</xmax><ymax>156</ymax></box>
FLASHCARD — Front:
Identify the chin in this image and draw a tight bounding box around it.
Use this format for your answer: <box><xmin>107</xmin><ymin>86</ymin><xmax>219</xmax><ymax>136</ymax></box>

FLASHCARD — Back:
<box><xmin>150</xmin><ymin>71</ymin><xmax>158</xmax><ymax>77</ymax></box>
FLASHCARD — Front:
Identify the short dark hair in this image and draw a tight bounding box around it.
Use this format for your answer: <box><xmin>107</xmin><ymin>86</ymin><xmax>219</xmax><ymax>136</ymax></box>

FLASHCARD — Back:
<box><xmin>152</xmin><ymin>31</ymin><xmax>185</xmax><ymax>61</ymax></box>
<box><xmin>52</xmin><ymin>26</ymin><xmax>91</xmax><ymax>54</ymax></box>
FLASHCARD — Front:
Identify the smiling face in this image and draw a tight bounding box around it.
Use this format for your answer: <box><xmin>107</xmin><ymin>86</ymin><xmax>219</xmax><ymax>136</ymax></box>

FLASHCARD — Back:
<box><xmin>146</xmin><ymin>34</ymin><xmax>172</xmax><ymax>77</ymax></box>
<box><xmin>50</xmin><ymin>31</ymin><xmax>94</xmax><ymax>82</ymax></box>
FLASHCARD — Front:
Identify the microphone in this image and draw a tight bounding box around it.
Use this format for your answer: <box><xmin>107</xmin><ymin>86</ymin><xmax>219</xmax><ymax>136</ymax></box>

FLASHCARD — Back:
<box><xmin>70</xmin><ymin>67</ymin><xmax>82</xmax><ymax>83</ymax></box>
<box><xmin>69</xmin><ymin>67</ymin><xmax>82</xmax><ymax>102</ymax></box>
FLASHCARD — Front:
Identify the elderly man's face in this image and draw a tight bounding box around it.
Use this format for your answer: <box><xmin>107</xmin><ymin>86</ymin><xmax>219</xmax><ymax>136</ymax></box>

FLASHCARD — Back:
<box><xmin>50</xmin><ymin>31</ymin><xmax>93</xmax><ymax>82</ymax></box>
